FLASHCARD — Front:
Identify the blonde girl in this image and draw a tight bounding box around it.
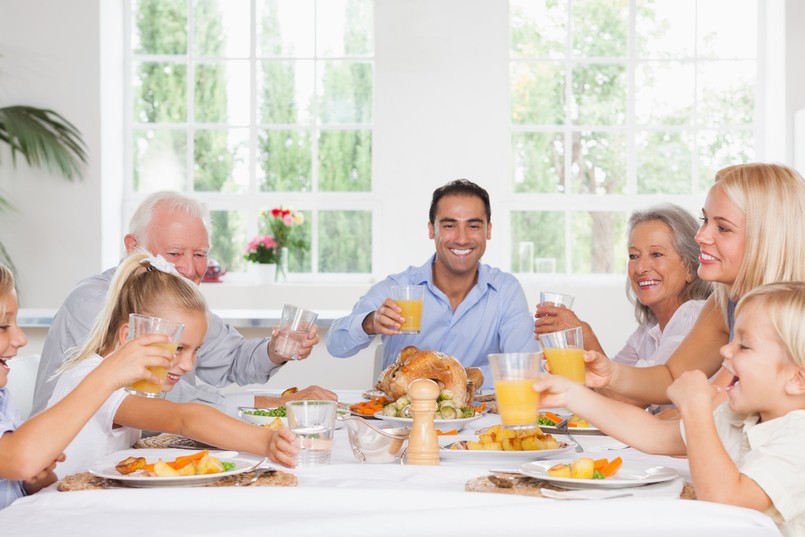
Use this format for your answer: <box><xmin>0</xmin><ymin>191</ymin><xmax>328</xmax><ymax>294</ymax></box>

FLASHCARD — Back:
<box><xmin>0</xmin><ymin>263</ymin><xmax>171</xmax><ymax>509</ymax></box>
<box><xmin>585</xmin><ymin>163</ymin><xmax>805</xmax><ymax>405</ymax></box>
<box><xmin>48</xmin><ymin>252</ymin><xmax>296</xmax><ymax>476</ymax></box>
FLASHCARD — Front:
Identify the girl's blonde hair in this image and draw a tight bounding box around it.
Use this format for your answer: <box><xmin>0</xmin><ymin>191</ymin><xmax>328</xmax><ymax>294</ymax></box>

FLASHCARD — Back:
<box><xmin>0</xmin><ymin>263</ymin><xmax>15</xmax><ymax>318</ymax></box>
<box><xmin>61</xmin><ymin>252</ymin><xmax>208</xmax><ymax>369</ymax></box>
<box><xmin>711</xmin><ymin>163</ymin><xmax>805</xmax><ymax>315</ymax></box>
<box><xmin>735</xmin><ymin>282</ymin><xmax>805</xmax><ymax>368</ymax></box>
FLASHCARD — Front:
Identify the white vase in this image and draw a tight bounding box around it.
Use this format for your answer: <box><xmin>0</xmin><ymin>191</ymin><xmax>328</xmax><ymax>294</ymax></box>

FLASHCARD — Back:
<box><xmin>248</xmin><ymin>263</ymin><xmax>277</xmax><ymax>285</ymax></box>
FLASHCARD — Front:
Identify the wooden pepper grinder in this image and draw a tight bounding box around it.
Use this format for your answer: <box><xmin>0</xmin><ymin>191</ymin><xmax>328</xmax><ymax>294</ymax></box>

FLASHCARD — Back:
<box><xmin>405</xmin><ymin>378</ymin><xmax>440</xmax><ymax>465</ymax></box>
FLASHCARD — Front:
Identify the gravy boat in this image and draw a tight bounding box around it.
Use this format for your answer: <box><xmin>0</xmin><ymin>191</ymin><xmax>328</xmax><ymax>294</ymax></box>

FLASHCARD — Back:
<box><xmin>340</xmin><ymin>415</ymin><xmax>410</xmax><ymax>464</ymax></box>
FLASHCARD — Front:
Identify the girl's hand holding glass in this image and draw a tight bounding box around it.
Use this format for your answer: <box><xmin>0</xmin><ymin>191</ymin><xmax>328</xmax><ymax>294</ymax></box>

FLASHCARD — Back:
<box><xmin>100</xmin><ymin>333</ymin><xmax>175</xmax><ymax>391</ymax></box>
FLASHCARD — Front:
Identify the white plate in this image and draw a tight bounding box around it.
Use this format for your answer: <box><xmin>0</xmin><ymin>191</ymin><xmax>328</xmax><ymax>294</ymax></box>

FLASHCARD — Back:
<box><xmin>439</xmin><ymin>436</ymin><xmax>575</xmax><ymax>462</ymax></box>
<box><xmin>238</xmin><ymin>407</ymin><xmax>288</xmax><ymax>426</ymax></box>
<box><xmin>89</xmin><ymin>449</ymin><xmax>265</xmax><ymax>488</ymax></box>
<box><xmin>519</xmin><ymin>459</ymin><xmax>679</xmax><ymax>489</ymax></box>
<box><xmin>373</xmin><ymin>411</ymin><xmax>481</xmax><ymax>431</ymax></box>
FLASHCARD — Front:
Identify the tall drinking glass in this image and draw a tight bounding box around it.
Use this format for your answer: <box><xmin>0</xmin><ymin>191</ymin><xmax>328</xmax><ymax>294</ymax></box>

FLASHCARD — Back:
<box><xmin>125</xmin><ymin>314</ymin><xmax>184</xmax><ymax>397</ymax></box>
<box><xmin>488</xmin><ymin>352</ymin><xmax>543</xmax><ymax>429</ymax></box>
<box><xmin>538</xmin><ymin>291</ymin><xmax>575</xmax><ymax>309</ymax></box>
<box><xmin>390</xmin><ymin>285</ymin><xmax>425</xmax><ymax>334</ymax></box>
<box><xmin>273</xmin><ymin>304</ymin><xmax>319</xmax><ymax>361</ymax></box>
<box><xmin>538</xmin><ymin>326</ymin><xmax>585</xmax><ymax>384</ymax></box>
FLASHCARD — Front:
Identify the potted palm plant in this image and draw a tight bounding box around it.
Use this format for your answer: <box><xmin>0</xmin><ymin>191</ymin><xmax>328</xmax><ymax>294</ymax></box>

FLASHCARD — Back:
<box><xmin>0</xmin><ymin>105</ymin><xmax>87</xmax><ymax>268</ymax></box>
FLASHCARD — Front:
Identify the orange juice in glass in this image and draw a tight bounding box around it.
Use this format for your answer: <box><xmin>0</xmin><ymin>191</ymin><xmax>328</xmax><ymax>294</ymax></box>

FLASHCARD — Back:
<box><xmin>125</xmin><ymin>314</ymin><xmax>184</xmax><ymax>398</ymax></box>
<box><xmin>538</xmin><ymin>326</ymin><xmax>585</xmax><ymax>385</ymax></box>
<box><xmin>488</xmin><ymin>352</ymin><xmax>543</xmax><ymax>429</ymax></box>
<box><xmin>390</xmin><ymin>285</ymin><xmax>425</xmax><ymax>334</ymax></box>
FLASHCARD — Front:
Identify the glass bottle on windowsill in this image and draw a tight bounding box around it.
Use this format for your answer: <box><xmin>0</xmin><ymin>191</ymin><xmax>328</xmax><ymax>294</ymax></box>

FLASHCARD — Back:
<box><xmin>277</xmin><ymin>246</ymin><xmax>289</xmax><ymax>283</ymax></box>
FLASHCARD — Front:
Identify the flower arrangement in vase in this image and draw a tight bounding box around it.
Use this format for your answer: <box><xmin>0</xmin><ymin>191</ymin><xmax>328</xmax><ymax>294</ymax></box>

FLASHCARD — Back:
<box><xmin>260</xmin><ymin>207</ymin><xmax>310</xmax><ymax>281</ymax></box>
<box><xmin>243</xmin><ymin>234</ymin><xmax>279</xmax><ymax>283</ymax></box>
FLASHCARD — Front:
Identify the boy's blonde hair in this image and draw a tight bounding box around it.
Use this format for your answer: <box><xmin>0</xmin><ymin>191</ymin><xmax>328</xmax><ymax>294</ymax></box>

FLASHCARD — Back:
<box><xmin>735</xmin><ymin>282</ymin><xmax>805</xmax><ymax>368</ymax></box>
<box><xmin>61</xmin><ymin>252</ymin><xmax>208</xmax><ymax>369</ymax></box>
<box><xmin>0</xmin><ymin>263</ymin><xmax>15</xmax><ymax>318</ymax></box>
<box><xmin>711</xmin><ymin>163</ymin><xmax>805</xmax><ymax>315</ymax></box>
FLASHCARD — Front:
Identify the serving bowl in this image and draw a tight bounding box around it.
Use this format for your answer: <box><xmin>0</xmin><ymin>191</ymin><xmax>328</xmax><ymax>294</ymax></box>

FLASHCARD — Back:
<box><xmin>342</xmin><ymin>415</ymin><xmax>410</xmax><ymax>463</ymax></box>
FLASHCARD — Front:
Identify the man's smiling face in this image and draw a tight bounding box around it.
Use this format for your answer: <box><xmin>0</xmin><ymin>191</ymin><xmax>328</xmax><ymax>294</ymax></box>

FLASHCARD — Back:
<box><xmin>429</xmin><ymin>193</ymin><xmax>491</xmax><ymax>279</ymax></box>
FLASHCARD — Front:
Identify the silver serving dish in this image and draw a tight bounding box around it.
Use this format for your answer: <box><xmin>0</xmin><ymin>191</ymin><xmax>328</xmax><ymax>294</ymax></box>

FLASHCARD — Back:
<box><xmin>340</xmin><ymin>415</ymin><xmax>410</xmax><ymax>464</ymax></box>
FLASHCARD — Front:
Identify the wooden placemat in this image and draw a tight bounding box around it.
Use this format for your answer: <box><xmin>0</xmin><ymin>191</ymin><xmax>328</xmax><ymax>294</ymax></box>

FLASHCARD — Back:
<box><xmin>466</xmin><ymin>474</ymin><xmax>697</xmax><ymax>500</ymax></box>
<box><xmin>133</xmin><ymin>434</ymin><xmax>216</xmax><ymax>450</ymax></box>
<box><xmin>57</xmin><ymin>469</ymin><xmax>296</xmax><ymax>491</ymax></box>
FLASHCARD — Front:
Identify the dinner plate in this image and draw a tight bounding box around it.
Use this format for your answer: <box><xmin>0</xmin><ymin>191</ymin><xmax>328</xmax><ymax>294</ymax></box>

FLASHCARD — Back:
<box><xmin>373</xmin><ymin>411</ymin><xmax>481</xmax><ymax>431</ymax></box>
<box><xmin>89</xmin><ymin>449</ymin><xmax>265</xmax><ymax>488</ymax></box>
<box><xmin>518</xmin><ymin>459</ymin><xmax>679</xmax><ymax>489</ymax></box>
<box><xmin>439</xmin><ymin>436</ymin><xmax>574</xmax><ymax>462</ymax></box>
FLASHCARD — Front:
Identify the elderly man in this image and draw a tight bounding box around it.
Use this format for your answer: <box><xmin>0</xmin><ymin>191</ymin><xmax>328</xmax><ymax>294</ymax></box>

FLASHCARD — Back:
<box><xmin>32</xmin><ymin>191</ymin><xmax>334</xmax><ymax>416</ymax></box>
<box><xmin>326</xmin><ymin>179</ymin><xmax>539</xmax><ymax>387</ymax></box>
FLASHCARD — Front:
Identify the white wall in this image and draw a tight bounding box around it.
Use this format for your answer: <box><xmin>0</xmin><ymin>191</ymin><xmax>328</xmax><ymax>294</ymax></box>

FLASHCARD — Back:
<box><xmin>2</xmin><ymin>0</ymin><xmax>804</xmax><ymax>390</ymax></box>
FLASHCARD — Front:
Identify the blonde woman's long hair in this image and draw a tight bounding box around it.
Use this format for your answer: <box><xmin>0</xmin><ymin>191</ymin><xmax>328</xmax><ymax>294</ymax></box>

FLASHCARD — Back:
<box><xmin>735</xmin><ymin>282</ymin><xmax>805</xmax><ymax>368</ymax></box>
<box><xmin>711</xmin><ymin>163</ymin><xmax>805</xmax><ymax>316</ymax></box>
<box><xmin>60</xmin><ymin>252</ymin><xmax>208</xmax><ymax>370</ymax></box>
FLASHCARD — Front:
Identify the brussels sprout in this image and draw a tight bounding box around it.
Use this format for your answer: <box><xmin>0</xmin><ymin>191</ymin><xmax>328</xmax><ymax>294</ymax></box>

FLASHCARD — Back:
<box><xmin>461</xmin><ymin>407</ymin><xmax>476</xmax><ymax>418</ymax></box>
<box><xmin>395</xmin><ymin>395</ymin><xmax>411</xmax><ymax>408</ymax></box>
<box><xmin>439</xmin><ymin>406</ymin><xmax>458</xmax><ymax>419</ymax></box>
<box><xmin>383</xmin><ymin>405</ymin><xmax>399</xmax><ymax>417</ymax></box>
<box><xmin>438</xmin><ymin>399</ymin><xmax>458</xmax><ymax>410</ymax></box>
<box><xmin>438</xmin><ymin>389</ymin><xmax>454</xmax><ymax>402</ymax></box>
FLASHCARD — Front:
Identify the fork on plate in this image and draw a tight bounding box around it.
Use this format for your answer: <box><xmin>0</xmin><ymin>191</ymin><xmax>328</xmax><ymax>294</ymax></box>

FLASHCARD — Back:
<box><xmin>555</xmin><ymin>418</ymin><xmax>584</xmax><ymax>452</ymax></box>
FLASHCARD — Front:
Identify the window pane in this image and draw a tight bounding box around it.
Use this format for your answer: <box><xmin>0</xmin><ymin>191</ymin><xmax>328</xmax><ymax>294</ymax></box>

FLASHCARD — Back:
<box><xmin>193</xmin><ymin>0</ymin><xmax>250</xmax><ymax>57</ymax></box>
<box><xmin>697</xmin><ymin>61</ymin><xmax>755</xmax><ymax>127</ymax></box>
<box><xmin>133</xmin><ymin>129</ymin><xmax>186</xmax><ymax>192</ymax></box>
<box><xmin>257</xmin><ymin>0</ymin><xmax>315</xmax><ymax>57</ymax></box>
<box><xmin>194</xmin><ymin>129</ymin><xmax>249</xmax><ymax>193</ymax></box>
<box><xmin>318</xmin><ymin>129</ymin><xmax>371</xmax><ymax>191</ymax></box>
<box><xmin>258</xmin><ymin>130</ymin><xmax>313</xmax><ymax>191</ymax></box>
<box><xmin>697</xmin><ymin>0</ymin><xmax>757</xmax><ymax>59</ymax></box>
<box><xmin>512</xmin><ymin>132</ymin><xmax>564</xmax><ymax>193</ymax></box>
<box><xmin>511</xmin><ymin>63</ymin><xmax>565</xmax><ymax>125</ymax></box>
<box><xmin>572</xmin><ymin>0</ymin><xmax>627</xmax><ymax>57</ymax></box>
<box><xmin>133</xmin><ymin>62</ymin><xmax>187</xmax><ymax>123</ymax></box>
<box><xmin>511</xmin><ymin>211</ymin><xmax>566</xmax><ymax>273</ymax></box>
<box><xmin>258</xmin><ymin>61</ymin><xmax>315</xmax><ymax>125</ymax></box>
<box><xmin>195</xmin><ymin>61</ymin><xmax>250</xmax><ymax>125</ymax></box>
<box><xmin>636</xmin><ymin>0</ymin><xmax>695</xmax><ymax>58</ymax></box>
<box><xmin>635</xmin><ymin>61</ymin><xmax>694</xmax><ymax>126</ymax></box>
<box><xmin>510</xmin><ymin>0</ymin><xmax>567</xmax><ymax>59</ymax></box>
<box><xmin>570</xmin><ymin>132</ymin><xmax>626</xmax><ymax>195</ymax></box>
<box><xmin>317</xmin><ymin>0</ymin><xmax>374</xmax><ymax>57</ymax></box>
<box><xmin>697</xmin><ymin>130</ymin><xmax>754</xmax><ymax>193</ymax></box>
<box><xmin>318</xmin><ymin>210</ymin><xmax>371</xmax><ymax>273</ymax></box>
<box><xmin>571</xmin><ymin>63</ymin><xmax>626</xmax><ymax>125</ymax></box>
<box><xmin>572</xmin><ymin>211</ymin><xmax>626</xmax><ymax>274</ymax></box>
<box><xmin>132</xmin><ymin>0</ymin><xmax>187</xmax><ymax>55</ymax></box>
<box><xmin>210</xmin><ymin>209</ymin><xmax>247</xmax><ymax>271</ymax></box>
<box><xmin>318</xmin><ymin>61</ymin><xmax>373</xmax><ymax>124</ymax></box>
<box><xmin>636</xmin><ymin>131</ymin><xmax>693</xmax><ymax>194</ymax></box>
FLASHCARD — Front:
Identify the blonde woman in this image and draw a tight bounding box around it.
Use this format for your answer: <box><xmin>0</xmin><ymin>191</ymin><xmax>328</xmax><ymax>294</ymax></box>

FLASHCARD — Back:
<box><xmin>584</xmin><ymin>163</ymin><xmax>805</xmax><ymax>405</ymax></box>
<box><xmin>47</xmin><ymin>253</ymin><xmax>297</xmax><ymax>476</ymax></box>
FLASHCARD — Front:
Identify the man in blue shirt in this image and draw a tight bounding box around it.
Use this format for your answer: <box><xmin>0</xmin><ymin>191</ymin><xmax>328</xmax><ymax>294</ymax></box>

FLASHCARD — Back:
<box><xmin>326</xmin><ymin>179</ymin><xmax>539</xmax><ymax>388</ymax></box>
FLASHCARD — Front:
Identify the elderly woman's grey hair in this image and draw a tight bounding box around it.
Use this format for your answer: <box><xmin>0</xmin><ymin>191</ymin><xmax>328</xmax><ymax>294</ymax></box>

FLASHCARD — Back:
<box><xmin>128</xmin><ymin>191</ymin><xmax>212</xmax><ymax>246</ymax></box>
<box><xmin>626</xmin><ymin>203</ymin><xmax>712</xmax><ymax>325</ymax></box>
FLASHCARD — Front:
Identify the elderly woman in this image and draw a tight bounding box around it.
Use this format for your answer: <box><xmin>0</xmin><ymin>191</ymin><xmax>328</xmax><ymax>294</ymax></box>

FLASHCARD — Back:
<box><xmin>535</xmin><ymin>204</ymin><xmax>712</xmax><ymax>394</ymax></box>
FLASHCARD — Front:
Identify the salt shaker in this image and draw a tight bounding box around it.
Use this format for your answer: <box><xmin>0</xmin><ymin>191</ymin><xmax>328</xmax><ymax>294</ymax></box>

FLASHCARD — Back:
<box><xmin>405</xmin><ymin>378</ymin><xmax>440</xmax><ymax>465</ymax></box>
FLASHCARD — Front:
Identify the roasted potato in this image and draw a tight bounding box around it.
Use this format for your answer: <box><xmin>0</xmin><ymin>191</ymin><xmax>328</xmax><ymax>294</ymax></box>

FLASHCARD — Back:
<box><xmin>153</xmin><ymin>459</ymin><xmax>179</xmax><ymax>477</ymax></box>
<box><xmin>115</xmin><ymin>456</ymin><xmax>146</xmax><ymax>475</ymax></box>
<box><xmin>281</xmin><ymin>386</ymin><xmax>299</xmax><ymax>397</ymax></box>
<box><xmin>460</xmin><ymin>424</ymin><xmax>559</xmax><ymax>452</ymax></box>
<box><xmin>195</xmin><ymin>455</ymin><xmax>224</xmax><ymax>475</ymax></box>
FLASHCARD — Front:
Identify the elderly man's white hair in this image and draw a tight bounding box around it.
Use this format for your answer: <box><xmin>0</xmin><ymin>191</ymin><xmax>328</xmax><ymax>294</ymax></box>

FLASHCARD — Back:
<box><xmin>128</xmin><ymin>190</ymin><xmax>212</xmax><ymax>245</ymax></box>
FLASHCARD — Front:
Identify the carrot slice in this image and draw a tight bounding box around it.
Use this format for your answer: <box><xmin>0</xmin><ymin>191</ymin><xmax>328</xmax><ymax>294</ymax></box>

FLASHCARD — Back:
<box><xmin>593</xmin><ymin>458</ymin><xmax>609</xmax><ymax>471</ymax></box>
<box><xmin>436</xmin><ymin>429</ymin><xmax>458</xmax><ymax>436</ymax></box>
<box><xmin>173</xmin><ymin>450</ymin><xmax>208</xmax><ymax>469</ymax></box>
<box><xmin>544</xmin><ymin>411</ymin><xmax>563</xmax><ymax>423</ymax></box>
<box><xmin>600</xmin><ymin>456</ymin><xmax>623</xmax><ymax>477</ymax></box>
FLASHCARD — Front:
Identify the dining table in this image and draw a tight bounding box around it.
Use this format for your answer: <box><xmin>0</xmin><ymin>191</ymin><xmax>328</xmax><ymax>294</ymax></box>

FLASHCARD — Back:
<box><xmin>0</xmin><ymin>390</ymin><xmax>782</xmax><ymax>537</ymax></box>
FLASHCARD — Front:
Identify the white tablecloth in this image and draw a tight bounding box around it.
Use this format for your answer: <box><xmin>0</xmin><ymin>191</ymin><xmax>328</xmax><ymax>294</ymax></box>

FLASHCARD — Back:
<box><xmin>0</xmin><ymin>391</ymin><xmax>782</xmax><ymax>537</ymax></box>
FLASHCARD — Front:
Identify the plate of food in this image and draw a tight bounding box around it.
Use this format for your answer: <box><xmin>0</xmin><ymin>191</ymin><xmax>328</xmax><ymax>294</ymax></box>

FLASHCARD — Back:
<box><xmin>89</xmin><ymin>449</ymin><xmax>265</xmax><ymax>488</ymax></box>
<box><xmin>439</xmin><ymin>425</ymin><xmax>574</xmax><ymax>462</ymax></box>
<box><xmin>349</xmin><ymin>396</ymin><xmax>389</xmax><ymax>419</ymax></box>
<box><xmin>238</xmin><ymin>406</ymin><xmax>288</xmax><ymax>427</ymax></box>
<box><xmin>518</xmin><ymin>457</ymin><xmax>679</xmax><ymax>489</ymax></box>
<box><xmin>373</xmin><ymin>411</ymin><xmax>481</xmax><ymax>431</ymax></box>
<box><xmin>537</xmin><ymin>411</ymin><xmax>601</xmax><ymax>435</ymax></box>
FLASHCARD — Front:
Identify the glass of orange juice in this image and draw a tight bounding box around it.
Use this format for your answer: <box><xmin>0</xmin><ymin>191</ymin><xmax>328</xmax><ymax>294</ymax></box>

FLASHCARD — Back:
<box><xmin>538</xmin><ymin>326</ymin><xmax>585</xmax><ymax>384</ymax></box>
<box><xmin>488</xmin><ymin>352</ymin><xmax>543</xmax><ymax>429</ymax></box>
<box><xmin>390</xmin><ymin>285</ymin><xmax>425</xmax><ymax>334</ymax></box>
<box><xmin>124</xmin><ymin>313</ymin><xmax>184</xmax><ymax>397</ymax></box>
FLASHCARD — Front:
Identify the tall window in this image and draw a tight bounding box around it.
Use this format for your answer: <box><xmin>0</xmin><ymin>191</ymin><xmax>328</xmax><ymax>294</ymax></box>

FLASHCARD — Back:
<box><xmin>126</xmin><ymin>0</ymin><xmax>374</xmax><ymax>276</ymax></box>
<box><xmin>509</xmin><ymin>0</ymin><xmax>758</xmax><ymax>275</ymax></box>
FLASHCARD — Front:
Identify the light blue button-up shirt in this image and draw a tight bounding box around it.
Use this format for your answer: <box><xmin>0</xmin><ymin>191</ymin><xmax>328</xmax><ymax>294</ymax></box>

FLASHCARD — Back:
<box><xmin>0</xmin><ymin>388</ymin><xmax>26</xmax><ymax>510</ymax></box>
<box><xmin>326</xmin><ymin>255</ymin><xmax>540</xmax><ymax>388</ymax></box>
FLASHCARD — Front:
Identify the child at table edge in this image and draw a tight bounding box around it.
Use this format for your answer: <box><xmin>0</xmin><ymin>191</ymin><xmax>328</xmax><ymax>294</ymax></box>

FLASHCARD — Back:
<box><xmin>0</xmin><ymin>262</ymin><xmax>173</xmax><ymax>510</ymax></box>
<box><xmin>533</xmin><ymin>281</ymin><xmax>805</xmax><ymax>537</ymax></box>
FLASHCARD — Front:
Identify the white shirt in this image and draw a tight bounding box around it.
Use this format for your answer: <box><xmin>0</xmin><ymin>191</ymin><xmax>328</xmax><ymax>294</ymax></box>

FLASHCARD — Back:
<box><xmin>47</xmin><ymin>355</ymin><xmax>140</xmax><ymax>478</ymax></box>
<box><xmin>681</xmin><ymin>405</ymin><xmax>805</xmax><ymax>537</ymax></box>
<box><xmin>612</xmin><ymin>300</ymin><xmax>705</xmax><ymax>368</ymax></box>
<box><xmin>0</xmin><ymin>389</ymin><xmax>25</xmax><ymax>510</ymax></box>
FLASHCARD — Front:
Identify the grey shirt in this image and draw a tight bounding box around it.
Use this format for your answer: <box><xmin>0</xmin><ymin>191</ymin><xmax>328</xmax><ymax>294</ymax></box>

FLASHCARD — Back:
<box><xmin>31</xmin><ymin>267</ymin><xmax>279</xmax><ymax>416</ymax></box>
